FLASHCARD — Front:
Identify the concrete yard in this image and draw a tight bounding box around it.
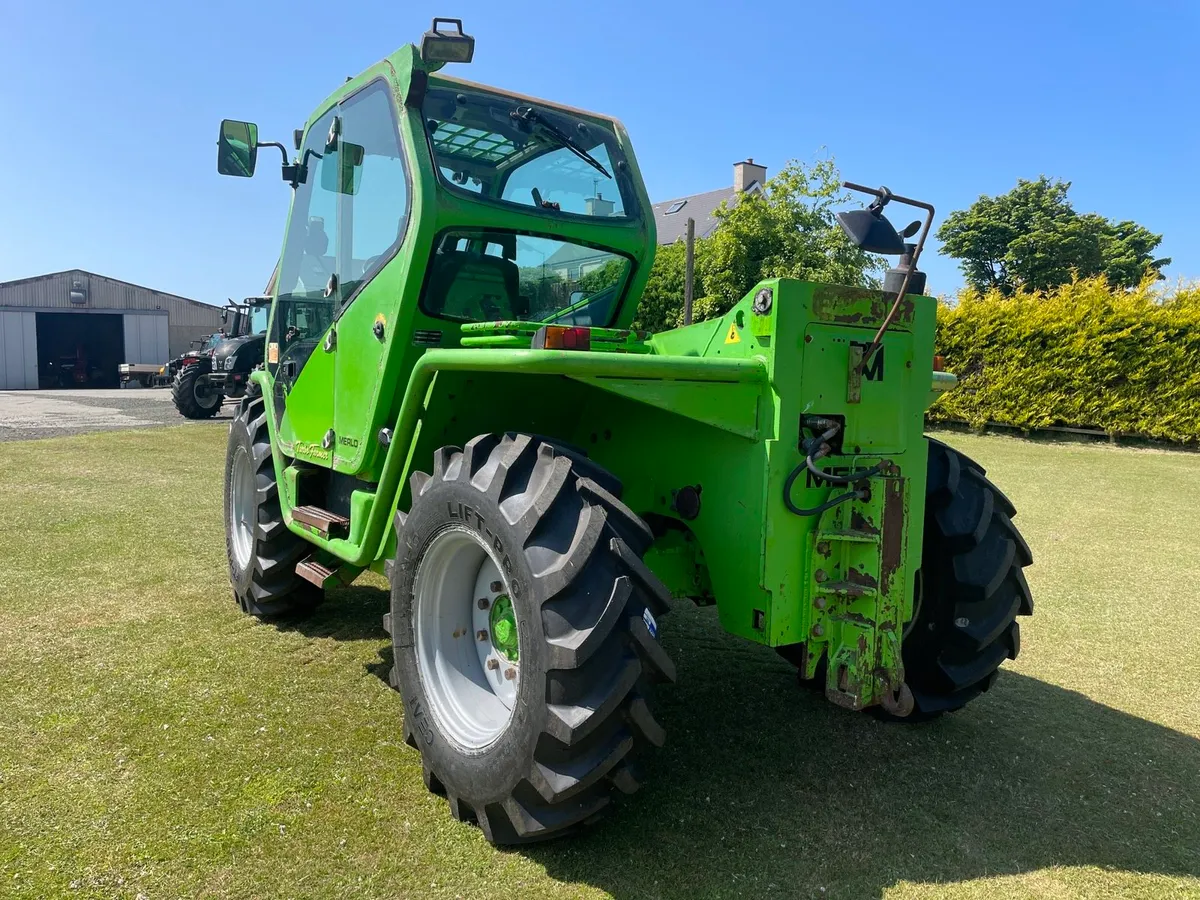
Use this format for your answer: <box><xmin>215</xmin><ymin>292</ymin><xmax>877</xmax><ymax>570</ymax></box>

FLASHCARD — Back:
<box><xmin>0</xmin><ymin>388</ymin><xmax>233</xmax><ymax>441</ymax></box>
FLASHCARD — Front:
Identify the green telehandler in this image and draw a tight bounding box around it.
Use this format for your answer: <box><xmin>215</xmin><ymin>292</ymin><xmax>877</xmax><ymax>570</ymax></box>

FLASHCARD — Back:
<box><xmin>216</xmin><ymin>18</ymin><xmax>1033</xmax><ymax>844</ymax></box>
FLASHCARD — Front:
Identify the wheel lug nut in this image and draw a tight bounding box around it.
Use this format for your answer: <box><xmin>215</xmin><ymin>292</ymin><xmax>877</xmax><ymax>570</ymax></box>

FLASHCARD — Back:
<box><xmin>477</xmin><ymin>597</ymin><xmax>490</xmax><ymax>609</ymax></box>
<box><xmin>489</xmin><ymin>580</ymin><xmax>503</xmax><ymax>593</ymax></box>
<box><xmin>477</xmin><ymin>629</ymin><xmax>488</xmax><ymax>641</ymax></box>
<box><xmin>486</xmin><ymin>658</ymin><xmax>499</xmax><ymax>671</ymax></box>
<box><xmin>504</xmin><ymin>667</ymin><xmax>516</xmax><ymax>681</ymax></box>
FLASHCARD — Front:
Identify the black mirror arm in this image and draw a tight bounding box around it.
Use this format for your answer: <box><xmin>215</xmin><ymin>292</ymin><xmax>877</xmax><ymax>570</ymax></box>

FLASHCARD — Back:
<box><xmin>257</xmin><ymin>141</ymin><xmax>289</xmax><ymax>166</ymax></box>
<box><xmin>842</xmin><ymin>181</ymin><xmax>936</xmax><ymax>368</ymax></box>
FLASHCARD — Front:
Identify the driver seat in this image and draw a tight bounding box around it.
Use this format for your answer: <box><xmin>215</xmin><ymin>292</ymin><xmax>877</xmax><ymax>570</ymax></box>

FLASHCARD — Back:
<box><xmin>424</xmin><ymin>235</ymin><xmax>524</xmax><ymax>320</ymax></box>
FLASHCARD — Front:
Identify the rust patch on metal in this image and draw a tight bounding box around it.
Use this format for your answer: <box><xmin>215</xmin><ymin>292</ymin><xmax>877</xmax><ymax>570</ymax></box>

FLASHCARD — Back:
<box><xmin>845</xmin><ymin>567</ymin><xmax>879</xmax><ymax>590</ymax></box>
<box><xmin>880</xmin><ymin>478</ymin><xmax>905</xmax><ymax>594</ymax></box>
<box><xmin>811</xmin><ymin>284</ymin><xmax>916</xmax><ymax>327</ymax></box>
<box><xmin>836</xmin><ymin>611</ymin><xmax>873</xmax><ymax>627</ymax></box>
<box><xmin>849</xmin><ymin>510</ymin><xmax>879</xmax><ymax>535</ymax></box>
<box><xmin>823</xmin><ymin>581</ymin><xmax>873</xmax><ymax>598</ymax></box>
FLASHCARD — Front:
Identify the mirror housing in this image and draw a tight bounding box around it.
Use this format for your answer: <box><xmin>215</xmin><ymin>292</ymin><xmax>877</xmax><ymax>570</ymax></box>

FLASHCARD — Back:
<box><xmin>836</xmin><ymin>208</ymin><xmax>906</xmax><ymax>255</ymax></box>
<box><xmin>217</xmin><ymin>119</ymin><xmax>259</xmax><ymax>177</ymax></box>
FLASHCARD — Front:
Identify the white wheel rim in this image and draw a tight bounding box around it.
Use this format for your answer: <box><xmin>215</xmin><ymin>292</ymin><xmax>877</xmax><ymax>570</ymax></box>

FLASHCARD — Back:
<box><xmin>229</xmin><ymin>444</ymin><xmax>255</xmax><ymax>569</ymax></box>
<box><xmin>413</xmin><ymin>526</ymin><xmax>520</xmax><ymax>751</ymax></box>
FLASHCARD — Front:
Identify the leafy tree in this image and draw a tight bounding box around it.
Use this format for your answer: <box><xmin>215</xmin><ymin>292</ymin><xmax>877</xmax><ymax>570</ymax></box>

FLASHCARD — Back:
<box><xmin>577</xmin><ymin>258</ymin><xmax>626</xmax><ymax>294</ymax></box>
<box><xmin>633</xmin><ymin>158</ymin><xmax>883</xmax><ymax>332</ymax></box>
<box><xmin>937</xmin><ymin>177</ymin><xmax>1169</xmax><ymax>294</ymax></box>
<box><xmin>697</xmin><ymin>158</ymin><xmax>883</xmax><ymax>315</ymax></box>
<box><xmin>632</xmin><ymin>241</ymin><xmax>694</xmax><ymax>333</ymax></box>
<box><xmin>518</xmin><ymin>266</ymin><xmax>564</xmax><ymax>320</ymax></box>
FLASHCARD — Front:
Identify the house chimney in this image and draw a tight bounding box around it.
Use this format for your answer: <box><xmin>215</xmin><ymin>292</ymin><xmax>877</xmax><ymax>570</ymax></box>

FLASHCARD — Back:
<box><xmin>733</xmin><ymin>158</ymin><xmax>767</xmax><ymax>193</ymax></box>
<box><xmin>585</xmin><ymin>192</ymin><xmax>615</xmax><ymax>217</ymax></box>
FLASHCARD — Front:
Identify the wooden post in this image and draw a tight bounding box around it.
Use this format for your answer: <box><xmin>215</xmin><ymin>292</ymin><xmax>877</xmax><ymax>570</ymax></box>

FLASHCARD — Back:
<box><xmin>684</xmin><ymin>216</ymin><xmax>695</xmax><ymax>326</ymax></box>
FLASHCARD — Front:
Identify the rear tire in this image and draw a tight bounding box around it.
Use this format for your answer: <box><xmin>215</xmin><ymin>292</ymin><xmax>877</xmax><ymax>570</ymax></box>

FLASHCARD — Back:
<box><xmin>894</xmin><ymin>438</ymin><xmax>1033</xmax><ymax>720</ymax></box>
<box><xmin>173</xmin><ymin>364</ymin><xmax>223</xmax><ymax>419</ymax></box>
<box><xmin>389</xmin><ymin>433</ymin><xmax>674</xmax><ymax>844</ymax></box>
<box><xmin>223</xmin><ymin>395</ymin><xmax>321</xmax><ymax>618</ymax></box>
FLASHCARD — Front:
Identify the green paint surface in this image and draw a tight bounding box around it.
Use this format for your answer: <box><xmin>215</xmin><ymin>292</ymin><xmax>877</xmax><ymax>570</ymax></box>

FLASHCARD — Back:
<box><xmin>489</xmin><ymin>594</ymin><xmax>518</xmax><ymax>663</ymax></box>
<box><xmin>232</xmin><ymin>30</ymin><xmax>943</xmax><ymax>710</ymax></box>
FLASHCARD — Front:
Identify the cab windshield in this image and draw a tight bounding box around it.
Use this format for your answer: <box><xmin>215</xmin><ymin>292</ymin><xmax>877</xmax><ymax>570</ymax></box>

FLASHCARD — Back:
<box><xmin>250</xmin><ymin>304</ymin><xmax>269</xmax><ymax>334</ymax></box>
<box><xmin>421</xmin><ymin>229</ymin><xmax>630</xmax><ymax>326</ymax></box>
<box><xmin>422</xmin><ymin>82</ymin><xmax>636</xmax><ymax>220</ymax></box>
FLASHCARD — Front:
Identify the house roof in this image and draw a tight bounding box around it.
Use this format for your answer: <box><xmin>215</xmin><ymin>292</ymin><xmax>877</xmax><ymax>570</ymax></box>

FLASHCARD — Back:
<box><xmin>543</xmin><ymin>243</ymin><xmax>609</xmax><ymax>268</ymax></box>
<box><xmin>651</xmin><ymin>182</ymin><xmax>761</xmax><ymax>245</ymax></box>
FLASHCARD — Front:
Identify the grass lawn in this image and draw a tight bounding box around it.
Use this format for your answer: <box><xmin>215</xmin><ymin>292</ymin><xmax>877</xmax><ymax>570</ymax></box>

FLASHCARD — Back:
<box><xmin>1</xmin><ymin>425</ymin><xmax>1197</xmax><ymax>899</ymax></box>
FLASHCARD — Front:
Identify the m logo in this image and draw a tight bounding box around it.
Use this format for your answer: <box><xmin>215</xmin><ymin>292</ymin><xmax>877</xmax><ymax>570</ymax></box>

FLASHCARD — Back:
<box><xmin>849</xmin><ymin>341</ymin><xmax>885</xmax><ymax>381</ymax></box>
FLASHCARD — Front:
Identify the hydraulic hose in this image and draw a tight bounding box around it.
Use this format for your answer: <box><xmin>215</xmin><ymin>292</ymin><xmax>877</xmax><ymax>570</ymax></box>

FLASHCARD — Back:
<box><xmin>785</xmin><ymin>418</ymin><xmax>878</xmax><ymax>516</ymax></box>
<box><xmin>783</xmin><ymin>462</ymin><xmax>867</xmax><ymax>517</ymax></box>
<box><xmin>805</xmin><ymin>454</ymin><xmax>884</xmax><ymax>485</ymax></box>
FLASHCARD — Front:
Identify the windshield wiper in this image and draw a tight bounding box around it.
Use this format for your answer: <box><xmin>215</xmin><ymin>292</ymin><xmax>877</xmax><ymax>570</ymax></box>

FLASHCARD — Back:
<box><xmin>510</xmin><ymin>106</ymin><xmax>611</xmax><ymax>179</ymax></box>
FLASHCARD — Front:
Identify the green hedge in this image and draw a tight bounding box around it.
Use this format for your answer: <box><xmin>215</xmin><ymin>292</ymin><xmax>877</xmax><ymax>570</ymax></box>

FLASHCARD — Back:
<box><xmin>930</xmin><ymin>277</ymin><xmax>1200</xmax><ymax>443</ymax></box>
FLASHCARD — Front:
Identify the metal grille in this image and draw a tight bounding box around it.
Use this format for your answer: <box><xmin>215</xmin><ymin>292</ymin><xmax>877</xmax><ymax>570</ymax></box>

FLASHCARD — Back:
<box><xmin>430</xmin><ymin>122</ymin><xmax>517</xmax><ymax>164</ymax></box>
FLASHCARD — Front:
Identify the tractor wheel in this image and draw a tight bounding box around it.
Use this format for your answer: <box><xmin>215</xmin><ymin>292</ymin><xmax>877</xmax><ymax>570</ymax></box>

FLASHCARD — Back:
<box><xmin>892</xmin><ymin>438</ymin><xmax>1033</xmax><ymax>720</ymax></box>
<box><xmin>388</xmin><ymin>433</ymin><xmax>674</xmax><ymax>844</ymax></box>
<box><xmin>223</xmin><ymin>394</ymin><xmax>321</xmax><ymax>618</ymax></box>
<box><xmin>172</xmin><ymin>364</ymin><xmax>223</xmax><ymax>419</ymax></box>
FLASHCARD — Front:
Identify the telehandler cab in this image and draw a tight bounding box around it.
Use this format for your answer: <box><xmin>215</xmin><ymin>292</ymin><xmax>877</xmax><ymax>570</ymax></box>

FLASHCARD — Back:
<box><xmin>216</xmin><ymin>18</ymin><xmax>1032</xmax><ymax>844</ymax></box>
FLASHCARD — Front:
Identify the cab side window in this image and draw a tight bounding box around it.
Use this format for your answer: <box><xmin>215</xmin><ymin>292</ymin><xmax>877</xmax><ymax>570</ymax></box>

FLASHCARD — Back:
<box><xmin>273</xmin><ymin>108</ymin><xmax>339</xmax><ymax>387</ymax></box>
<box><xmin>336</xmin><ymin>81</ymin><xmax>410</xmax><ymax>303</ymax></box>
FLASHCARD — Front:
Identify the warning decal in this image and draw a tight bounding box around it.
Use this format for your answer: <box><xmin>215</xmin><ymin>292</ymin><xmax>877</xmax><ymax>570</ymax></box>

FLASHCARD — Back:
<box><xmin>724</xmin><ymin>323</ymin><xmax>741</xmax><ymax>344</ymax></box>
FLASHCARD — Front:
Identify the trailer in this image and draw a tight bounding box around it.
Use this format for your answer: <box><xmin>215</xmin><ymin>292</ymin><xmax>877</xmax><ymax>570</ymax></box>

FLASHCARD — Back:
<box><xmin>119</xmin><ymin>362</ymin><xmax>169</xmax><ymax>388</ymax></box>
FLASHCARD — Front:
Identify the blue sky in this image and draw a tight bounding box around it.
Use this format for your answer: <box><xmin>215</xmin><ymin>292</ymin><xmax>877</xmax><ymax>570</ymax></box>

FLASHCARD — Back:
<box><xmin>3</xmin><ymin>0</ymin><xmax>1196</xmax><ymax>303</ymax></box>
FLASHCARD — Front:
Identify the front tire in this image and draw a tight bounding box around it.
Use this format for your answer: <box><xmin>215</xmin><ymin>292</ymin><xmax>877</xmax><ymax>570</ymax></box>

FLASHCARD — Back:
<box><xmin>173</xmin><ymin>364</ymin><xmax>223</xmax><ymax>419</ymax></box>
<box><xmin>223</xmin><ymin>395</ymin><xmax>321</xmax><ymax>617</ymax></box>
<box><xmin>389</xmin><ymin>434</ymin><xmax>674</xmax><ymax>844</ymax></box>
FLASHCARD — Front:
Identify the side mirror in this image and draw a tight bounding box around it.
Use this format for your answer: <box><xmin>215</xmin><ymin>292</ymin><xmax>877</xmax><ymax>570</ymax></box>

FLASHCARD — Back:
<box><xmin>217</xmin><ymin>119</ymin><xmax>259</xmax><ymax>177</ymax></box>
<box><xmin>836</xmin><ymin>208</ymin><xmax>906</xmax><ymax>255</ymax></box>
<box><xmin>319</xmin><ymin>141</ymin><xmax>365</xmax><ymax>194</ymax></box>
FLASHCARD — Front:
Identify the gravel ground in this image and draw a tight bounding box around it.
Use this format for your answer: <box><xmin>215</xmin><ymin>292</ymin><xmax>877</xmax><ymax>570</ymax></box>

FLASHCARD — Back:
<box><xmin>0</xmin><ymin>388</ymin><xmax>233</xmax><ymax>441</ymax></box>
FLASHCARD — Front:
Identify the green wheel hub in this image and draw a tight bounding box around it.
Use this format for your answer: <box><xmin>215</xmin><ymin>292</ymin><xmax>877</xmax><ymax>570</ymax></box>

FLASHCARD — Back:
<box><xmin>488</xmin><ymin>594</ymin><xmax>518</xmax><ymax>662</ymax></box>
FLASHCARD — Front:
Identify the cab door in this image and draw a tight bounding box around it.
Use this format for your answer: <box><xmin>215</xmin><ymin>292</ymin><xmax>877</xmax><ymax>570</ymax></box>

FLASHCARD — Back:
<box><xmin>268</xmin><ymin>107</ymin><xmax>340</xmax><ymax>461</ymax></box>
<box><xmin>327</xmin><ymin>79</ymin><xmax>413</xmax><ymax>475</ymax></box>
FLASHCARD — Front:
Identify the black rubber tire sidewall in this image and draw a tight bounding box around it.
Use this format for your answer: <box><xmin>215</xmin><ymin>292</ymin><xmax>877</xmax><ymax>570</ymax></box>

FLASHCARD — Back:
<box><xmin>391</xmin><ymin>478</ymin><xmax>552</xmax><ymax>807</ymax></box>
<box><xmin>173</xmin><ymin>364</ymin><xmax>222</xmax><ymax>419</ymax></box>
<box><xmin>223</xmin><ymin>408</ymin><xmax>257</xmax><ymax>597</ymax></box>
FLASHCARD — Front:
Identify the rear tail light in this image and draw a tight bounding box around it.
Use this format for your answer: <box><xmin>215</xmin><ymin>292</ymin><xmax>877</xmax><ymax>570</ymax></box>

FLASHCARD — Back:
<box><xmin>532</xmin><ymin>325</ymin><xmax>591</xmax><ymax>351</ymax></box>
<box><xmin>932</xmin><ymin>355</ymin><xmax>946</xmax><ymax>372</ymax></box>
